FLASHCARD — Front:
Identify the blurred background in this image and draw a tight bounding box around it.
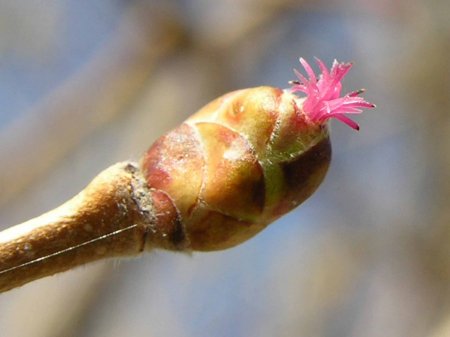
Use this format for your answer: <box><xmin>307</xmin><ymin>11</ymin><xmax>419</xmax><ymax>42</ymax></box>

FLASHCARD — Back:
<box><xmin>0</xmin><ymin>1</ymin><xmax>449</xmax><ymax>336</ymax></box>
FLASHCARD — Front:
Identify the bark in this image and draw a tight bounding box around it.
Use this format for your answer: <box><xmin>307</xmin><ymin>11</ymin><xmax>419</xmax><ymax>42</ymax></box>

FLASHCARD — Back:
<box><xmin>0</xmin><ymin>162</ymin><xmax>187</xmax><ymax>293</ymax></box>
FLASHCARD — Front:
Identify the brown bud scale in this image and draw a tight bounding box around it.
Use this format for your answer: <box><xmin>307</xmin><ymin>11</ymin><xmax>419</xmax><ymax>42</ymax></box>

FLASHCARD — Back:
<box><xmin>142</xmin><ymin>87</ymin><xmax>331</xmax><ymax>251</ymax></box>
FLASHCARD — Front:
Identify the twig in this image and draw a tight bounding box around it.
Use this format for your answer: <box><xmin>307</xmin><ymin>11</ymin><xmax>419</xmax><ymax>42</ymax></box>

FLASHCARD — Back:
<box><xmin>0</xmin><ymin>58</ymin><xmax>373</xmax><ymax>293</ymax></box>
<box><xmin>0</xmin><ymin>162</ymin><xmax>186</xmax><ymax>293</ymax></box>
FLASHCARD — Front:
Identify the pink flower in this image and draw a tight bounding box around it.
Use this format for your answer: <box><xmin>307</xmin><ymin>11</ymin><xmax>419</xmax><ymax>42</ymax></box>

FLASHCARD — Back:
<box><xmin>290</xmin><ymin>58</ymin><xmax>375</xmax><ymax>130</ymax></box>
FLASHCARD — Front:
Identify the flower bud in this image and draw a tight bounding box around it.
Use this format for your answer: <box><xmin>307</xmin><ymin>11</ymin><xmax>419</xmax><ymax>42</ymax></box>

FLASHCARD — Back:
<box><xmin>142</xmin><ymin>58</ymin><xmax>374</xmax><ymax>251</ymax></box>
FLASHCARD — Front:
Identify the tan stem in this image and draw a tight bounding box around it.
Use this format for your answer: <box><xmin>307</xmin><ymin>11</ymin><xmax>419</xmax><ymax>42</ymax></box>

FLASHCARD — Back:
<box><xmin>0</xmin><ymin>162</ymin><xmax>177</xmax><ymax>293</ymax></box>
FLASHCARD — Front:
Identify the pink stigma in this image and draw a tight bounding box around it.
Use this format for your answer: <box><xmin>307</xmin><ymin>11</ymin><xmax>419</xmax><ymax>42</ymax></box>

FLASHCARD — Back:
<box><xmin>290</xmin><ymin>58</ymin><xmax>375</xmax><ymax>130</ymax></box>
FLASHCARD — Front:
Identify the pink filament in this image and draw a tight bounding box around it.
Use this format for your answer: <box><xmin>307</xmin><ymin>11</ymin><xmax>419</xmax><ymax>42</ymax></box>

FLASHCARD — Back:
<box><xmin>291</xmin><ymin>58</ymin><xmax>375</xmax><ymax>130</ymax></box>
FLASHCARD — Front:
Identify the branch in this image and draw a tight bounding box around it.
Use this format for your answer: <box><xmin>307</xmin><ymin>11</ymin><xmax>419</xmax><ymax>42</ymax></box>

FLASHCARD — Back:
<box><xmin>0</xmin><ymin>58</ymin><xmax>372</xmax><ymax>293</ymax></box>
<box><xmin>0</xmin><ymin>163</ymin><xmax>185</xmax><ymax>293</ymax></box>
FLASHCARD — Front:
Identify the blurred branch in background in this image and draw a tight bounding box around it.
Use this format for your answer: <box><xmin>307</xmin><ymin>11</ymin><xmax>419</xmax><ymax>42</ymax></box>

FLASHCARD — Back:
<box><xmin>0</xmin><ymin>2</ymin><xmax>185</xmax><ymax>208</ymax></box>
